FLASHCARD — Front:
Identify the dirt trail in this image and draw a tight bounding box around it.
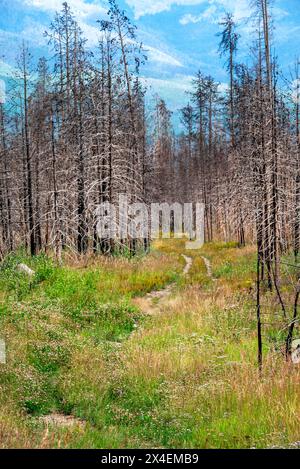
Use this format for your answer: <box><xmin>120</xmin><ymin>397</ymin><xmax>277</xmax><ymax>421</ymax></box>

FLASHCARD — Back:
<box><xmin>40</xmin><ymin>253</ymin><xmax>207</xmax><ymax>428</ymax></box>
<box><xmin>134</xmin><ymin>254</ymin><xmax>192</xmax><ymax>316</ymax></box>
<box><xmin>201</xmin><ymin>255</ymin><xmax>215</xmax><ymax>280</ymax></box>
<box><xmin>182</xmin><ymin>254</ymin><xmax>193</xmax><ymax>275</ymax></box>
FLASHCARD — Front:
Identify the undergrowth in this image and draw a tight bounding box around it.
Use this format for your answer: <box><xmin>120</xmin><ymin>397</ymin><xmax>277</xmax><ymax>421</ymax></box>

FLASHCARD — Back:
<box><xmin>0</xmin><ymin>241</ymin><xmax>299</xmax><ymax>449</ymax></box>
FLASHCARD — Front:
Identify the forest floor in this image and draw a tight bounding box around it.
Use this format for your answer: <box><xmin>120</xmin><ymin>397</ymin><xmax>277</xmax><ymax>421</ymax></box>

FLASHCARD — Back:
<box><xmin>0</xmin><ymin>240</ymin><xmax>300</xmax><ymax>449</ymax></box>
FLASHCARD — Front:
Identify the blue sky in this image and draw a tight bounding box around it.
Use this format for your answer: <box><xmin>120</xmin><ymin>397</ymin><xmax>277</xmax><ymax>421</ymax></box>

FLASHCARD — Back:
<box><xmin>1</xmin><ymin>0</ymin><xmax>300</xmax><ymax>117</ymax></box>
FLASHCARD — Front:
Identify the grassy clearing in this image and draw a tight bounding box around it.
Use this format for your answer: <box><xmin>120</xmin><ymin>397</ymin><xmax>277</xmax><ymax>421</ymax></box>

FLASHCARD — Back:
<box><xmin>0</xmin><ymin>240</ymin><xmax>299</xmax><ymax>448</ymax></box>
<box><xmin>0</xmin><ymin>248</ymin><xmax>181</xmax><ymax>448</ymax></box>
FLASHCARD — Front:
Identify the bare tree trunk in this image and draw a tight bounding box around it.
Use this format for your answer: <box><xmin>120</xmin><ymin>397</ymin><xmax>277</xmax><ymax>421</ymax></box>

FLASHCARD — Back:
<box><xmin>0</xmin><ymin>105</ymin><xmax>13</xmax><ymax>251</ymax></box>
<box><xmin>21</xmin><ymin>43</ymin><xmax>36</xmax><ymax>256</ymax></box>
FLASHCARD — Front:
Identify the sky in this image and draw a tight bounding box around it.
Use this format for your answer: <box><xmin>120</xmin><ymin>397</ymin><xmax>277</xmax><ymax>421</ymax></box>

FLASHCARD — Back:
<box><xmin>1</xmin><ymin>0</ymin><xmax>300</xmax><ymax>120</ymax></box>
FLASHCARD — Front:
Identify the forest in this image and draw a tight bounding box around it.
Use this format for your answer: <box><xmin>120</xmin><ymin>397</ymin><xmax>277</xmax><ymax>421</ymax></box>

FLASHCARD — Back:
<box><xmin>1</xmin><ymin>0</ymin><xmax>300</xmax><ymax>451</ymax></box>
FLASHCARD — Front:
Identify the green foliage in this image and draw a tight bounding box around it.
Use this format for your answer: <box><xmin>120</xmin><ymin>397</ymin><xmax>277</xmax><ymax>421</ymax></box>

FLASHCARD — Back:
<box><xmin>0</xmin><ymin>242</ymin><xmax>298</xmax><ymax>449</ymax></box>
<box><xmin>28</xmin><ymin>343</ymin><xmax>71</xmax><ymax>374</ymax></box>
<box><xmin>0</xmin><ymin>251</ymin><xmax>55</xmax><ymax>300</ymax></box>
<box><xmin>0</xmin><ymin>246</ymin><xmax>180</xmax><ymax>441</ymax></box>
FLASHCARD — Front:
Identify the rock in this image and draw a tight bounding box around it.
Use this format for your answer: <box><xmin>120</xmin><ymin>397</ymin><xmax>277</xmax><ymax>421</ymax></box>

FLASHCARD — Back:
<box><xmin>17</xmin><ymin>263</ymin><xmax>35</xmax><ymax>277</ymax></box>
<box><xmin>291</xmin><ymin>340</ymin><xmax>300</xmax><ymax>364</ymax></box>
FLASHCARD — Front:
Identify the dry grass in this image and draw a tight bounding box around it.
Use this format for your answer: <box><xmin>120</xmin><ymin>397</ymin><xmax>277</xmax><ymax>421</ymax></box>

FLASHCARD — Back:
<box><xmin>104</xmin><ymin>240</ymin><xmax>300</xmax><ymax>448</ymax></box>
<box><xmin>1</xmin><ymin>240</ymin><xmax>300</xmax><ymax>448</ymax></box>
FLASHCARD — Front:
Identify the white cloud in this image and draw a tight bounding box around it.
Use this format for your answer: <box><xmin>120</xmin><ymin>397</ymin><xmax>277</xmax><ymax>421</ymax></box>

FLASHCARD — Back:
<box><xmin>142</xmin><ymin>75</ymin><xmax>229</xmax><ymax>100</ymax></box>
<box><xmin>23</xmin><ymin>0</ymin><xmax>106</xmax><ymax>18</ymax></box>
<box><xmin>222</xmin><ymin>0</ymin><xmax>252</xmax><ymax>22</ymax></box>
<box><xmin>179</xmin><ymin>0</ymin><xmax>253</xmax><ymax>25</ymax></box>
<box><xmin>180</xmin><ymin>5</ymin><xmax>218</xmax><ymax>25</ymax></box>
<box><xmin>147</xmin><ymin>46</ymin><xmax>183</xmax><ymax>67</ymax></box>
<box><xmin>20</xmin><ymin>1</ymin><xmax>186</xmax><ymax>60</ymax></box>
<box><xmin>126</xmin><ymin>0</ymin><xmax>207</xmax><ymax>20</ymax></box>
<box><xmin>218</xmin><ymin>82</ymin><xmax>228</xmax><ymax>93</ymax></box>
<box><xmin>21</xmin><ymin>21</ymin><xmax>49</xmax><ymax>46</ymax></box>
<box><xmin>23</xmin><ymin>0</ymin><xmax>106</xmax><ymax>46</ymax></box>
<box><xmin>0</xmin><ymin>60</ymin><xmax>17</xmax><ymax>78</ymax></box>
<box><xmin>78</xmin><ymin>22</ymin><xmax>102</xmax><ymax>47</ymax></box>
<box><xmin>126</xmin><ymin>0</ymin><xmax>253</xmax><ymax>22</ymax></box>
<box><xmin>141</xmin><ymin>74</ymin><xmax>198</xmax><ymax>123</ymax></box>
<box><xmin>142</xmin><ymin>74</ymin><xmax>194</xmax><ymax>98</ymax></box>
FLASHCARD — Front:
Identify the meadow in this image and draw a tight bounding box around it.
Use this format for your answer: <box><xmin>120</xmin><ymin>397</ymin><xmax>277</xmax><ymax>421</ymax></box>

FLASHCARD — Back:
<box><xmin>0</xmin><ymin>241</ymin><xmax>299</xmax><ymax>449</ymax></box>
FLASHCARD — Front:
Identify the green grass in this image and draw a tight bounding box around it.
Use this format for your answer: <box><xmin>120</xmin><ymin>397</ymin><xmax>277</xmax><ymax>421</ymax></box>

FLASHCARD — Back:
<box><xmin>0</xmin><ymin>248</ymin><xmax>181</xmax><ymax>447</ymax></box>
<box><xmin>0</xmin><ymin>241</ymin><xmax>300</xmax><ymax>449</ymax></box>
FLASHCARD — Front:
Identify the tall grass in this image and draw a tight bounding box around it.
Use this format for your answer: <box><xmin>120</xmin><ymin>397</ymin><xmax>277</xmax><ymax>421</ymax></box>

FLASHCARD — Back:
<box><xmin>0</xmin><ymin>241</ymin><xmax>299</xmax><ymax>448</ymax></box>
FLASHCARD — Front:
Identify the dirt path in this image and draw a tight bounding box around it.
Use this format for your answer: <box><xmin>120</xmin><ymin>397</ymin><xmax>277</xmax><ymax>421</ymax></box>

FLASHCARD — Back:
<box><xmin>201</xmin><ymin>255</ymin><xmax>215</xmax><ymax>280</ymax></box>
<box><xmin>134</xmin><ymin>255</ymin><xmax>192</xmax><ymax>316</ymax></box>
<box><xmin>182</xmin><ymin>254</ymin><xmax>193</xmax><ymax>275</ymax></box>
<box><xmin>37</xmin><ymin>259</ymin><xmax>194</xmax><ymax>430</ymax></box>
<box><xmin>40</xmin><ymin>253</ymin><xmax>212</xmax><ymax>431</ymax></box>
